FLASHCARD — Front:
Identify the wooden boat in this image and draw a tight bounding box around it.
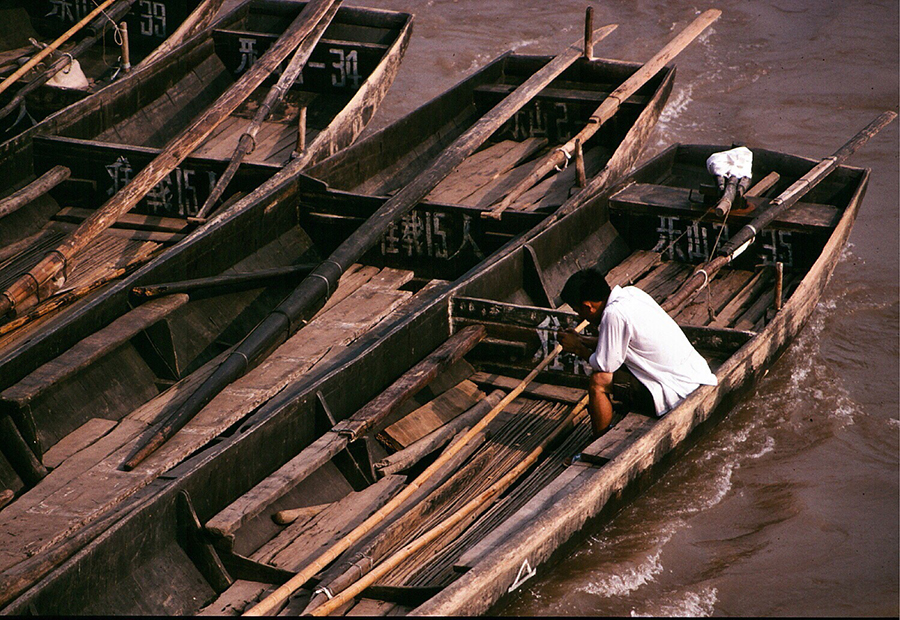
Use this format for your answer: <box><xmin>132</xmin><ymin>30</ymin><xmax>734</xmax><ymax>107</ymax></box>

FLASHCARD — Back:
<box><xmin>0</xmin><ymin>0</ymin><xmax>224</xmax><ymax>141</ymax></box>
<box><xmin>4</xmin><ymin>133</ymin><xmax>873</xmax><ymax>615</ymax></box>
<box><xmin>0</xmin><ymin>40</ymin><xmax>677</xmax><ymax>612</ymax></box>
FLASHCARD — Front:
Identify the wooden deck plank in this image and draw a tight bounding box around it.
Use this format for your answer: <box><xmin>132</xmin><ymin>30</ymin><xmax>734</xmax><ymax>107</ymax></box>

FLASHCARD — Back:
<box><xmin>41</xmin><ymin>418</ymin><xmax>118</xmax><ymax>470</ymax></box>
<box><xmin>511</xmin><ymin>145</ymin><xmax>607</xmax><ymax>211</ymax></box>
<box><xmin>425</xmin><ymin>138</ymin><xmax>546</xmax><ymax>205</ymax></box>
<box><xmin>254</xmin><ymin>475</ymin><xmax>405</xmax><ymax>570</ymax></box>
<box><xmin>469</xmin><ymin>372</ymin><xmax>586</xmax><ymax>404</ymax></box>
<box><xmin>379</xmin><ymin>380</ymin><xmax>485</xmax><ymax>450</ymax></box>
<box><xmin>674</xmin><ymin>269</ymin><xmax>755</xmax><ymax>326</ymax></box>
<box><xmin>606</xmin><ymin>250</ymin><xmax>662</xmax><ymax>288</ymax></box>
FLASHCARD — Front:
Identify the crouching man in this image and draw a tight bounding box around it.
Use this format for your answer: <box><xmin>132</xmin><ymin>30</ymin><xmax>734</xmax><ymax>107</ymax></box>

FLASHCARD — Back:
<box><xmin>558</xmin><ymin>267</ymin><xmax>717</xmax><ymax>437</ymax></box>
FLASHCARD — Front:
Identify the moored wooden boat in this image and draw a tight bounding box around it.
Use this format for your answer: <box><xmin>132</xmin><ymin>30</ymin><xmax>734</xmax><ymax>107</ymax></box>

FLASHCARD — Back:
<box><xmin>0</xmin><ymin>30</ymin><xmax>681</xmax><ymax>613</ymax></box>
<box><xmin>0</xmin><ymin>0</ymin><xmax>224</xmax><ymax>141</ymax></box>
<box><xmin>3</xmin><ymin>133</ymin><xmax>873</xmax><ymax>615</ymax></box>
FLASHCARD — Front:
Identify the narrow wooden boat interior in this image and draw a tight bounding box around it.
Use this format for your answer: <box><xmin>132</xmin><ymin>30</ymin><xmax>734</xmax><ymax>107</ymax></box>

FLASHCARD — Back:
<box><xmin>0</xmin><ymin>140</ymin><xmax>866</xmax><ymax>616</ymax></box>
<box><xmin>0</xmin><ymin>0</ymin><xmax>222</xmax><ymax>139</ymax></box>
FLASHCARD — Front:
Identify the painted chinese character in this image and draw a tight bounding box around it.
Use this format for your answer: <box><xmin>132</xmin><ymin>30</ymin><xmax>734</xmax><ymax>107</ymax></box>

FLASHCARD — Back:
<box><xmin>106</xmin><ymin>156</ymin><xmax>133</xmax><ymax>196</ymax></box>
<box><xmin>381</xmin><ymin>223</ymin><xmax>400</xmax><ymax>255</ymax></box>
<box><xmin>235</xmin><ymin>38</ymin><xmax>258</xmax><ymax>74</ymax></box>
<box><xmin>46</xmin><ymin>0</ymin><xmax>76</xmax><ymax>22</ymax></box>
<box><xmin>399</xmin><ymin>211</ymin><xmax>426</xmax><ymax>256</ymax></box>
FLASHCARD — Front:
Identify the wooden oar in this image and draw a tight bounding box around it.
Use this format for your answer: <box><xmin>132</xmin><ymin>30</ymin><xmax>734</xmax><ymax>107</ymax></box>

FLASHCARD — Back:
<box><xmin>194</xmin><ymin>0</ymin><xmax>341</xmax><ymax>219</ymax></box>
<box><xmin>662</xmin><ymin>110</ymin><xmax>897</xmax><ymax>314</ymax></box>
<box><xmin>0</xmin><ymin>0</ymin><xmax>341</xmax><ymax>319</ymax></box>
<box><xmin>0</xmin><ymin>0</ymin><xmax>120</xmax><ymax>97</ymax></box>
<box><xmin>484</xmin><ymin>8</ymin><xmax>721</xmax><ymax>220</ymax></box>
<box><xmin>308</xmin><ymin>395</ymin><xmax>591</xmax><ymax>616</ymax></box>
<box><xmin>123</xmin><ymin>24</ymin><xmax>617</xmax><ymax>472</ymax></box>
<box><xmin>243</xmin><ymin>319</ymin><xmax>589</xmax><ymax>616</ymax></box>
<box><xmin>130</xmin><ymin>263</ymin><xmax>317</xmax><ymax>300</ymax></box>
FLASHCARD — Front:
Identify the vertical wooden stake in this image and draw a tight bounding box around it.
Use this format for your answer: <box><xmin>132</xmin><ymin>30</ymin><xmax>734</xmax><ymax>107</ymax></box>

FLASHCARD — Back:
<box><xmin>119</xmin><ymin>22</ymin><xmax>131</xmax><ymax>73</ymax></box>
<box><xmin>583</xmin><ymin>6</ymin><xmax>594</xmax><ymax>59</ymax></box>
<box><xmin>774</xmin><ymin>262</ymin><xmax>783</xmax><ymax>311</ymax></box>
<box><xmin>297</xmin><ymin>106</ymin><xmax>307</xmax><ymax>154</ymax></box>
<box><xmin>574</xmin><ymin>138</ymin><xmax>586</xmax><ymax>187</ymax></box>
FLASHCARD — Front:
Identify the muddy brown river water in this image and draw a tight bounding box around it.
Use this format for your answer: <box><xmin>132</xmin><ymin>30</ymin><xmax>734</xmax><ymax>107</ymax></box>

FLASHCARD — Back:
<box><xmin>238</xmin><ymin>0</ymin><xmax>899</xmax><ymax>614</ymax></box>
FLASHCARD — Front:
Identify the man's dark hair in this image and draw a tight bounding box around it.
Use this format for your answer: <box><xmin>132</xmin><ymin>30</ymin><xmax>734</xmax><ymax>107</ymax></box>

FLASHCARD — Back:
<box><xmin>560</xmin><ymin>267</ymin><xmax>611</xmax><ymax>308</ymax></box>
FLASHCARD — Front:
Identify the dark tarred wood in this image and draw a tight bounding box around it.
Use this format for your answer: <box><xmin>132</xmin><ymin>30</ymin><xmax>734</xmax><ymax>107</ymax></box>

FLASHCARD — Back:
<box><xmin>130</xmin><ymin>264</ymin><xmax>317</xmax><ymax>300</ymax></box>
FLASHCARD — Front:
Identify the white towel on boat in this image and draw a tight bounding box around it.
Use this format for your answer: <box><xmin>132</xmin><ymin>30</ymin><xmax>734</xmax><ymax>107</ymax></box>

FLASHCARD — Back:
<box><xmin>46</xmin><ymin>59</ymin><xmax>90</xmax><ymax>90</ymax></box>
<box><xmin>706</xmin><ymin>146</ymin><xmax>753</xmax><ymax>180</ymax></box>
<box><xmin>589</xmin><ymin>285</ymin><xmax>718</xmax><ymax>415</ymax></box>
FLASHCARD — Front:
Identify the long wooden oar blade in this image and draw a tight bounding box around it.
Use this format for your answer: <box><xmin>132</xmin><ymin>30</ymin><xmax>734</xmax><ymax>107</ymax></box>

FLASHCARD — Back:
<box><xmin>195</xmin><ymin>0</ymin><xmax>341</xmax><ymax>219</ymax></box>
<box><xmin>243</xmin><ymin>320</ymin><xmax>589</xmax><ymax>616</ymax></box>
<box><xmin>125</xmin><ymin>26</ymin><xmax>615</xmax><ymax>474</ymax></box>
<box><xmin>662</xmin><ymin>110</ymin><xmax>896</xmax><ymax>313</ymax></box>
<box><xmin>486</xmin><ymin>8</ymin><xmax>721</xmax><ymax>220</ymax></box>
<box><xmin>0</xmin><ymin>0</ymin><xmax>341</xmax><ymax>319</ymax></box>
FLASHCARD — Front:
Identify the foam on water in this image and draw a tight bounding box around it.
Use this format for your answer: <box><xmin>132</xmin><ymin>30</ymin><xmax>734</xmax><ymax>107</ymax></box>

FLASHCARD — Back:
<box><xmin>630</xmin><ymin>586</ymin><xmax>719</xmax><ymax>617</ymax></box>
<box><xmin>578</xmin><ymin>526</ymin><xmax>679</xmax><ymax>597</ymax></box>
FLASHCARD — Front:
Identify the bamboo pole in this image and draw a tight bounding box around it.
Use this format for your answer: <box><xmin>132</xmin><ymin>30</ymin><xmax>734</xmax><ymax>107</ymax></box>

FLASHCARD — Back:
<box><xmin>308</xmin><ymin>395</ymin><xmax>591</xmax><ymax>616</ymax></box>
<box><xmin>0</xmin><ymin>0</ymin><xmax>341</xmax><ymax>319</ymax></box>
<box><xmin>662</xmin><ymin>111</ymin><xmax>897</xmax><ymax>314</ymax></box>
<box><xmin>194</xmin><ymin>0</ymin><xmax>340</xmax><ymax>219</ymax></box>
<box><xmin>243</xmin><ymin>320</ymin><xmax>589</xmax><ymax>616</ymax></box>
<box><xmin>129</xmin><ymin>25</ymin><xmax>617</xmax><ymax>474</ymax></box>
<box><xmin>0</xmin><ymin>0</ymin><xmax>119</xmax><ymax>97</ymax></box>
<box><xmin>484</xmin><ymin>9</ymin><xmax>721</xmax><ymax>220</ymax></box>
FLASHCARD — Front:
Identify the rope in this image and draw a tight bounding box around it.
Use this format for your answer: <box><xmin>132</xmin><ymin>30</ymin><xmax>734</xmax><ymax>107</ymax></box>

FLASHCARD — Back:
<box><xmin>553</xmin><ymin>147</ymin><xmax>571</xmax><ymax>172</ymax></box>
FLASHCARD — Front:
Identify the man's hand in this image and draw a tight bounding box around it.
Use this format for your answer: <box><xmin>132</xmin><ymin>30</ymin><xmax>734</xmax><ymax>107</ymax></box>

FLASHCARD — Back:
<box><xmin>559</xmin><ymin>329</ymin><xmax>593</xmax><ymax>361</ymax></box>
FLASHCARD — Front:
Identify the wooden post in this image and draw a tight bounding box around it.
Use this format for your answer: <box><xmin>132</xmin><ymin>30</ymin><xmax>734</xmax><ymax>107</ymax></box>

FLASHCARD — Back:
<box><xmin>242</xmin><ymin>320</ymin><xmax>589</xmax><ymax>616</ymax></box>
<box><xmin>130</xmin><ymin>263</ymin><xmax>316</xmax><ymax>300</ymax></box>
<box><xmin>298</xmin><ymin>106</ymin><xmax>307</xmax><ymax>154</ymax></box>
<box><xmin>0</xmin><ymin>0</ymin><xmax>342</xmax><ymax>318</ymax></box>
<box><xmin>774</xmin><ymin>262</ymin><xmax>783</xmax><ymax>311</ymax></box>
<box><xmin>485</xmin><ymin>9</ymin><xmax>721</xmax><ymax>220</ymax></box>
<box><xmin>583</xmin><ymin>6</ymin><xmax>594</xmax><ymax>60</ymax></box>
<box><xmin>574</xmin><ymin>138</ymin><xmax>586</xmax><ymax>187</ymax></box>
<box><xmin>119</xmin><ymin>22</ymin><xmax>131</xmax><ymax>73</ymax></box>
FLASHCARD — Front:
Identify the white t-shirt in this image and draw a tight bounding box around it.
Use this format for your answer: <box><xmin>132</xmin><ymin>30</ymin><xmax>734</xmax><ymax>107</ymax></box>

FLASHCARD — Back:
<box><xmin>589</xmin><ymin>285</ymin><xmax>718</xmax><ymax>415</ymax></box>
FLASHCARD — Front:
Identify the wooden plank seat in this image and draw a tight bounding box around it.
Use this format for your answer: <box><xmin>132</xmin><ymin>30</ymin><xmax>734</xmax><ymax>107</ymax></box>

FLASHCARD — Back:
<box><xmin>474</xmin><ymin>82</ymin><xmax>650</xmax><ymax>108</ymax></box>
<box><xmin>610</xmin><ymin>182</ymin><xmax>842</xmax><ymax>231</ymax></box>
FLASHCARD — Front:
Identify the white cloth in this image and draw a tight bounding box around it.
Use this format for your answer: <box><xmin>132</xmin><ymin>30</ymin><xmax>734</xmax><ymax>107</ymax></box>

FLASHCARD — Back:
<box><xmin>589</xmin><ymin>286</ymin><xmax>717</xmax><ymax>415</ymax></box>
<box><xmin>706</xmin><ymin>146</ymin><xmax>753</xmax><ymax>180</ymax></box>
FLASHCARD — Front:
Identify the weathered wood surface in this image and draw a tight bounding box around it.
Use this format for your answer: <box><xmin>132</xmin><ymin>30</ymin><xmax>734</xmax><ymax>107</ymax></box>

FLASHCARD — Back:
<box><xmin>374</xmin><ymin>389</ymin><xmax>505</xmax><ymax>477</ymax></box>
<box><xmin>378</xmin><ymin>379</ymin><xmax>485</xmax><ymax>450</ymax></box>
<box><xmin>469</xmin><ymin>372</ymin><xmax>586</xmax><ymax>404</ymax></box>
<box><xmin>156</xmin><ymin>35</ymin><xmax>603</xmax><ymax>480</ymax></box>
<box><xmin>487</xmin><ymin>9</ymin><xmax>720</xmax><ymax>218</ymax></box>
<box><xmin>411</xmin><ymin>160</ymin><xmax>870</xmax><ymax>617</ymax></box>
<box><xmin>131</xmin><ymin>264</ymin><xmax>317</xmax><ymax>300</ymax></box>
<box><xmin>0</xmin><ymin>266</ymin><xmax>424</xmax><ymax>587</ymax></box>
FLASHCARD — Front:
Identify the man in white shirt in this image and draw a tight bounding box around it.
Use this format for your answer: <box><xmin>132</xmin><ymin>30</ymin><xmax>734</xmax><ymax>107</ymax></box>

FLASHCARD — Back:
<box><xmin>558</xmin><ymin>267</ymin><xmax>717</xmax><ymax>437</ymax></box>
